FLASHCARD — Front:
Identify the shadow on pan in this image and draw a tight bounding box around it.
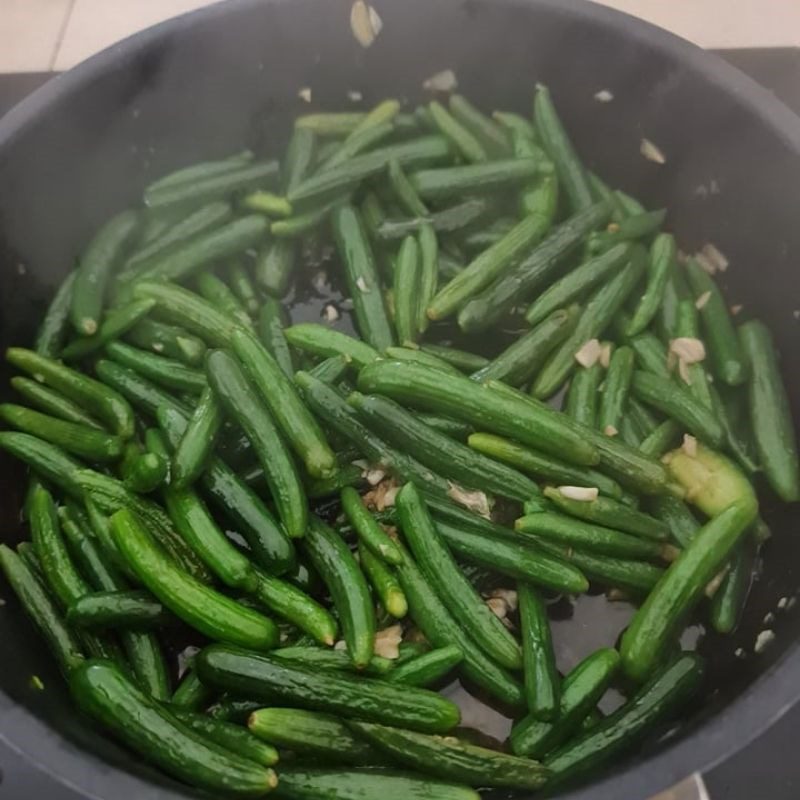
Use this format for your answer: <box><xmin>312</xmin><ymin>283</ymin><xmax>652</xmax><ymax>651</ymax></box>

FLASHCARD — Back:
<box><xmin>0</xmin><ymin>1</ymin><xmax>799</xmax><ymax>798</ymax></box>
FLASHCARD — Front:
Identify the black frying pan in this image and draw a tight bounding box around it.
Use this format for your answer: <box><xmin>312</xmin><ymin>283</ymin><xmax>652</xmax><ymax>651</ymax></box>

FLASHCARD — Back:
<box><xmin>1</xmin><ymin>1</ymin><xmax>799</xmax><ymax>798</ymax></box>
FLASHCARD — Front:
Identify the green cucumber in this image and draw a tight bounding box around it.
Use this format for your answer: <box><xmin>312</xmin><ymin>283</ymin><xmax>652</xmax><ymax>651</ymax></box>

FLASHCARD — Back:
<box><xmin>519</xmin><ymin>584</ymin><xmax>559</xmax><ymax>720</ymax></box>
<box><xmin>196</xmin><ymin>644</ymin><xmax>460</xmax><ymax>733</ymax></box>
<box><xmin>10</xmin><ymin>377</ymin><xmax>102</xmax><ymax>430</ymax></box>
<box><xmin>271</xmin><ymin>767</ymin><xmax>479</xmax><ymax>800</ymax></box>
<box><xmin>302</xmin><ymin>517</ymin><xmax>375</xmax><ymax>668</ymax></box>
<box><xmin>258</xmin><ymin>297</ymin><xmax>295</xmax><ymax>379</ymax></box>
<box><xmin>125</xmin><ymin>318</ymin><xmax>207</xmax><ymax>365</ymax></box>
<box><xmin>285</xmin><ymin>323</ymin><xmax>379</xmax><ymax>370</ymax></box>
<box><xmin>349</xmin><ymin>720</ymin><xmax>549</xmax><ymax>789</ymax></box>
<box><xmin>248</xmin><ymin>708</ymin><xmax>387</xmax><ymax>765</ymax></box>
<box><xmin>206</xmin><ymin>349</ymin><xmax>307</xmax><ymax>538</ymax></box>
<box><xmin>67</xmin><ymin>590</ymin><xmax>168</xmax><ymax>629</ymax></box>
<box><xmin>386</xmin><ymin>645</ymin><xmax>463</xmax><ymax>687</ymax></box>
<box><xmin>348</xmin><ymin>391</ymin><xmax>539</xmax><ymax>501</ymax></box>
<box><xmin>341</xmin><ymin>486</ymin><xmax>403</xmax><ymax>564</ymax></box>
<box><xmin>232</xmin><ymin>327</ymin><xmax>337</xmax><ymax>479</ymax></box>
<box><xmin>36</xmin><ymin>272</ymin><xmax>76</xmax><ymax>358</ymax></box>
<box><xmin>70</xmin><ymin>660</ymin><xmax>276</xmax><ymax>795</ymax></box>
<box><xmin>546</xmin><ymin>653</ymin><xmax>704</xmax><ymax>779</ymax></box>
<box><xmin>110</xmin><ymin>508</ymin><xmax>277</xmax><ymax>650</ymax></box>
<box><xmin>358</xmin><ymin>544</ymin><xmax>408</xmax><ymax>619</ymax></box>
<box><xmin>511</xmin><ymin>647</ymin><xmax>620</xmax><ymax>758</ymax></box>
<box><xmin>171</xmin><ymin>386</ymin><xmax>222</xmax><ymax>488</ymax></box>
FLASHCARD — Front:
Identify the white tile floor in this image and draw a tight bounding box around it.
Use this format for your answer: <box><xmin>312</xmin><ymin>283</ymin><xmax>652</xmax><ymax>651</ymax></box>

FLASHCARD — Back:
<box><xmin>2</xmin><ymin>0</ymin><xmax>800</xmax><ymax>73</ymax></box>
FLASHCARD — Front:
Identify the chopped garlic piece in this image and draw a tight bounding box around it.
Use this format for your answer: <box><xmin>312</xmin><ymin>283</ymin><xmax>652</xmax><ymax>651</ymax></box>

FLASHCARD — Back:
<box><xmin>731</xmin><ymin>304</ymin><xmax>743</xmax><ymax>315</ymax></box>
<box><xmin>486</xmin><ymin>597</ymin><xmax>508</xmax><ymax>620</ymax></box>
<box><xmin>682</xmin><ymin>434</ymin><xmax>698</xmax><ymax>457</ymax></box>
<box><xmin>599</xmin><ymin>342</ymin><xmax>612</xmax><ymax>369</ymax></box>
<box><xmin>347</xmin><ymin>90</ymin><xmax>363</xmax><ymax>102</ymax></box>
<box><xmin>356</xmin><ymin>276</ymin><xmax>370</xmax><ymax>293</ymax></box>
<box><xmin>365</xmin><ymin>468</ymin><xmax>386</xmax><ymax>486</ymax></box>
<box><xmin>423</xmin><ymin>69</ymin><xmax>458</xmax><ymax>92</ymax></box>
<box><xmin>447</xmin><ymin>483</ymin><xmax>491</xmax><ymax>518</ymax></box>
<box><xmin>604</xmin><ymin>425</ymin><xmax>618</xmax><ymax>437</ymax></box>
<box><xmin>594</xmin><ymin>89</ymin><xmax>614</xmax><ymax>103</ymax></box>
<box><xmin>298</xmin><ymin>87</ymin><xmax>312</xmax><ymax>103</ymax></box>
<box><xmin>695</xmin><ymin>291</ymin><xmax>711</xmax><ymax>310</ymax></box>
<box><xmin>699</xmin><ymin>242</ymin><xmax>729</xmax><ymax>273</ymax></box>
<box><xmin>489</xmin><ymin>588</ymin><xmax>518</xmax><ymax>612</ymax></box>
<box><xmin>754</xmin><ymin>629</ymin><xmax>775</xmax><ymax>654</ymax></box>
<box><xmin>558</xmin><ymin>486</ymin><xmax>599</xmax><ymax>502</ymax></box>
<box><xmin>640</xmin><ymin>138</ymin><xmax>666</xmax><ymax>164</ymax></box>
<box><xmin>322</xmin><ymin>303</ymin><xmax>340</xmax><ymax>322</ymax></box>
<box><xmin>670</xmin><ymin>337</ymin><xmax>706</xmax><ymax>364</ymax></box>
<box><xmin>350</xmin><ymin>1</ymin><xmax>382</xmax><ymax>47</ymax></box>
<box><xmin>374</xmin><ymin>625</ymin><xmax>403</xmax><ymax>659</ymax></box>
<box><xmin>574</xmin><ymin>338</ymin><xmax>603</xmax><ymax>368</ymax></box>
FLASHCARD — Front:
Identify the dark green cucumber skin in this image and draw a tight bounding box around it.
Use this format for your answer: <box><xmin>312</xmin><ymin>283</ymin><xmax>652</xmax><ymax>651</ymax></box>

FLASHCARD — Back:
<box><xmin>70</xmin><ymin>661</ymin><xmax>275</xmax><ymax>796</ymax></box>
<box><xmin>110</xmin><ymin>508</ymin><xmax>278</xmax><ymax>651</ymax></box>
<box><xmin>331</xmin><ymin>204</ymin><xmax>395</xmax><ymax>351</ymax></box>
<box><xmin>169</xmin><ymin>708</ymin><xmax>278</xmax><ymax>767</ymax></box>
<box><xmin>738</xmin><ymin>320</ymin><xmax>800</xmax><ymax>502</ymax></box>
<box><xmin>383</xmin><ymin>346</ymin><xmax>462</xmax><ymax>376</ymax></box>
<box><xmin>162</xmin><ymin>485</ymin><xmax>257</xmax><ymax>591</ymax></box>
<box><xmin>258</xmin><ymin>297</ymin><xmax>295</xmax><ymax>380</ymax></box>
<box><xmin>301</xmin><ymin>517</ymin><xmax>375</xmax><ymax>669</ymax></box>
<box><xmin>67</xmin><ymin>590</ymin><xmax>167</xmax><ymax>629</ymax></box>
<box><xmin>171</xmin><ymin>386</ymin><xmax>222</xmax><ymax>489</ymax></box>
<box><xmin>357</xmin><ymin>360</ymin><xmax>598</xmax><ymax>467</ymax></box>
<box><xmin>248</xmin><ymin>708</ymin><xmax>388</xmax><ymax>765</ymax></box>
<box><xmin>341</xmin><ymin>486</ymin><xmax>403</xmax><ymax>564</ymax></box>
<box><xmin>631</xmin><ymin>371</ymin><xmax>726</xmax><ymax>447</ymax></box>
<box><xmin>535</xmin><ymin>539</ymin><xmax>664</xmax><ymax>594</ymax></box>
<box><xmin>397</xmin><ymin>484</ymin><xmax>522</xmax><ymax>670</ymax></box>
<box><xmin>7</xmin><ymin>347</ymin><xmax>135</xmax><ymax>439</ymax></box>
<box><xmin>144</xmin><ymin>161</ymin><xmax>278</xmax><ymax>210</ymax></box>
<box><xmin>510</xmin><ymin>647</ymin><xmax>621</xmax><ymax>758</ymax></box>
<box><xmin>597</xmin><ymin>345</ymin><xmax>635</xmax><ymax>431</ymax></box>
<box><xmin>387</xmin><ymin>645</ymin><xmax>464</xmax><ymax>687</ymax></box>
<box><xmin>123</xmin><ymin>200</ymin><xmax>234</xmax><ymax>276</ymax></box>
<box><xmin>35</xmin><ymin>271</ymin><xmax>76</xmax><ymax>358</ymax></box>
<box><xmin>621</xmin><ymin>502</ymin><xmax>757</xmax><ymax>682</ymax></box>
<box><xmin>434</xmin><ymin>519</ymin><xmax>588</xmax><ymax>594</ymax></box>
<box><xmin>534</xmin><ymin>84</ymin><xmax>593</xmax><ymax>212</ymax></box>
<box><xmin>525</xmin><ymin>244</ymin><xmax>629</xmax><ymax>328</ymax></box>
<box><xmin>133</xmin><ymin>281</ymin><xmax>243</xmax><ymax>347</ymax></box>
<box><xmin>545</xmin><ymin>654</ymin><xmax>705</xmax><ymax>780</ymax></box>
<box><xmin>60</xmin><ymin>503</ymin><xmax>170</xmax><ymax>699</ymax></box>
<box><xmin>543</xmin><ymin>488</ymin><xmax>670</xmax><ymax>541</ymax></box>
<box><xmin>515</xmin><ymin>511</ymin><xmax>666</xmax><ymax>561</ymax></box>
<box><xmin>286</xmin><ymin>323</ymin><xmax>380</xmax><ymax>370</ymax></box>
<box><xmin>70</xmin><ymin>209</ymin><xmax>140</xmax><ymax>335</ymax></box>
<box><xmin>466</xmin><ymin>432</ymin><xmax>622</xmax><ymax>499</ymax></box>
<box><xmin>685</xmin><ymin>257</ymin><xmax>747</xmax><ymax>386</ymax></box>
<box><xmin>0</xmin><ymin>403</ymin><xmax>123</xmax><ymax>463</ymax></box>
<box><xmin>104</xmin><ymin>341</ymin><xmax>206</xmax><ymax>393</ymax></box>
<box><xmin>530</xmin><ymin>245</ymin><xmax>644</xmax><ymax>398</ymax></box>
<box><xmin>232</xmin><ymin>327</ymin><xmax>337</xmax><ymax>479</ymax></box>
<box><xmin>75</xmin><ymin>468</ymin><xmax>213</xmax><ymax>584</ymax></box>
<box><xmin>410</xmin><ymin>158</ymin><xmax>541</xmax><ymax>201</ymax></box>
<box><xmin>156</xmin><ymin>405</ymin><xmax>296</xmax><ymax>575</ymax></box>
<box><xmin>487</xmin><ymin>381</ymin><xmax>670</xmax><ymax>495</ymax></box>
<box><xmin>295</xmin><ymin>371</ymin><xmax>451</xmax><ymax>495</ymax></box>
<box><xmin>95</xmin><ymin>358</ymin><xmax>189</xmax><ymax>419</ymax></box>
<box><xmin>358</xmin><ymin>543</ymin><xmax>407</xmax><ymax>619</ymax></box>
<box><xmin>519</xmin><ymin>584</ymin><xmax>560</xmax><ymax>720</ymax></box>
<box><xmin>350</xmin><ymin>392</ymin><xmax>538</xmax><ymax>502</ymax></box>
<box><xmin>394</xmin><ymin>542</ymin><xmax>524</xmax><ymax>708</ymax></box>
<box><xmin>470</xmin><ymin>307</ymin><xmax>577</xmax><ymax>387</ymax></box>
<box><xmin>0</xmin><ymin>431</ymin><xmax>85</xmax><ymax>499</ymax></box>
<box><xmin>419</xmin><ymin>344</ymin><xmax>488</xmax><ymax>373</ymax></box>
<box><xmin>206</xmin><ymin>349</ymin><xmax>307</xmax><ymax>539</ymax></box>
<box><xmin>195</xmin><ymin>644</ymin><xmax>461</xmax><ymax>734</ymax></box>
<box><xmin>171</xmin><ymin>669</ymin><xmax>212</xmax><ymax>710</ymax></box>
<box><xmin>10</xmin><ymin>377</ymin><xmax>103</xmax><ymax>430</ymax></box>
<box><xmin>253</xmin><ymin>570</ymin><xmax>338</xmax><ymax>647</ymax></box>
<box><xmin>348</xmin><ymin>720</ymin><xmax>549</xmax><ymax>790</ymax></box>
<box><xmin>710</xmin><ymin>535</ymin><xmax>756</xmax><ymax>634</ymax></box>
<box><xmin>271</xmin><ymin>767</ymin><xmax>480</xmax><ymax>800</ymax></box>
<box><xmin>565</xmin><ymin>364</ymin><xmax>601</xmax><ymax>428</ymax></box>
<box><xmin>271</xmin><ymin>646</ymin><xmax>391</xmax><ymax>676</ymax></box>
<box><xmin>289</xmin><ymin>135</ymin><xmax>452</xmax><ymax>208</ymax></box>
<box><xmin>456</xmin><ymin>200</ymin><xmax>611</xmax><ymax>335</ymax></box>
<box><xmin>125</xmin><ymin>317</ymin><xmax>207</xmax><ymax>365</ymax></box>
<box><xmin>0</xmin><ymin>544</ymin><xmax>86</xmax><ymax>674</ymax></box>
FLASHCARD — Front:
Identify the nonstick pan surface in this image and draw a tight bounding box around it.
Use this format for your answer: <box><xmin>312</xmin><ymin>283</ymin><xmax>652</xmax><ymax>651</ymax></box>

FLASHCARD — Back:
<box><xmin>1</xmin><ymin>1</ymin><xmax>800</xmax><ymax>798</ymax></box>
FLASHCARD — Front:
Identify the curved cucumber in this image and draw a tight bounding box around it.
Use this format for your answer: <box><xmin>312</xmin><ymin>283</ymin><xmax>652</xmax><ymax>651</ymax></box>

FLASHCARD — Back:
<box><xmin>70</xmin><ymin>660</ymin><xmax>276</xmax><ymax>795</ymax></box>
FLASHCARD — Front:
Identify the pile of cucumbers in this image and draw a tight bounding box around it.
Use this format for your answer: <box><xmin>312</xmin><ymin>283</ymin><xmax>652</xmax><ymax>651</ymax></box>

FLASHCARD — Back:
<box><xmin>1</xmin><ymin>84</ymin><xmax>798</xmax><ymax>799</ymax></box>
